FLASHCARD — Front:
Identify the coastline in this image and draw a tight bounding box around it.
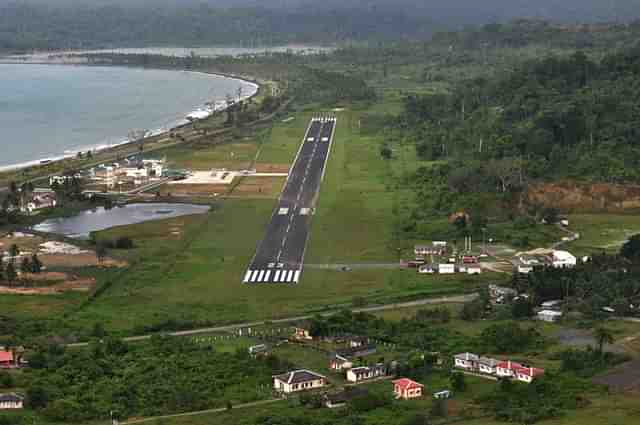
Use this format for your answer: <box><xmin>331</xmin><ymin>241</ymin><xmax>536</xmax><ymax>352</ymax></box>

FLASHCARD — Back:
<box><xmin>0</xmin><ymin>62</ymin><xmax>261</xmax><ymax>174</ymax></box>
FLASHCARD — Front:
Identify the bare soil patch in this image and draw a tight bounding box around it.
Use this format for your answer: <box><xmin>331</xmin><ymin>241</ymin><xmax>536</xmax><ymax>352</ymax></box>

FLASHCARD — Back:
<box><xmin>255</xmin><ymin>163</ymin><xmax>290</xmax><ymax>173</ymax></box>
<box><xmin>157</xmin><ymin>183</ymin><xmax>228</xmax><ymax>197</ymax></box>
<box><xmin>0</xmin><ymin>275</ymin><xmax>96</xmax><ymax>295</ymax></box>
<box><xmin>39</xmin><ymin>253</ymin><xmax>126</xmax><ymax>268</ymax></box>
<box><xmin>527</xmin><ymin>181</ymin><xmax>640</xmax><ymax>212</ymax></box>
<box><xmin>593</xmin><ymin>360</ymin><xmax>640</xmax><ymax>392</ymax></box>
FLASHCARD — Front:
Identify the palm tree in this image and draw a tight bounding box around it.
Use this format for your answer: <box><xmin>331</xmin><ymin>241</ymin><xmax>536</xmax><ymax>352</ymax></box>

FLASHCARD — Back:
<box><xmin>594</xmin><ymin>327</ymin><xmax>614</xmax><ymax>356</ymax></box>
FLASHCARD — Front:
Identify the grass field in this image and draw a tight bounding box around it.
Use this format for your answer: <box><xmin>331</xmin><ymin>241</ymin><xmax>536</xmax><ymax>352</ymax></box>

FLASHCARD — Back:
<box><xmin>56</xmin><ymin>106</ymin><xmax>502</xmax><ymax>335</ymax></box>
<box><xmin>566</xmin><ymin>214</ymin><xmax>640</xmax><ymax>256</ymax></box>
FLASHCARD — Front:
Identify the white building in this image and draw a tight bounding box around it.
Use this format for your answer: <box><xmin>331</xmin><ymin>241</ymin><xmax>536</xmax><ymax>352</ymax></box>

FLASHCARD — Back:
<box><xmin>478</xmin><ymin>357</ymin><xmax>499</xmax><ymax>375</ymax></box>
<box><xmin>537</xmin><ymin>310</ymin><xmax>563</xmax><ymax>322</ymax></box>
<box><xmin>552</xmin><ymin>250</ymin><xmax>577</xmax><ymax>268</ymax></box>
<box><xmin>0</xmin><ymin>393</ymin><xmax>23</xmax><ymax>409</ymax></box>
<box><xmin>346</xmin><ymin>364</ymin><xmax>387</xmax><ymax>383</ymax></box>
<box><xmin>273</xmin><ymin>370</ymin><xmax>326</xmax><ymax>394</ymax></box>
<box><xmin>438</xmin><ymin>264</ymin><xmax>455</xmax><ymax>274</ymax></box>
<box><xmin>453</xmin><ymin>352</ymin><xmax>479</xmax><ymax>370</ymax></box>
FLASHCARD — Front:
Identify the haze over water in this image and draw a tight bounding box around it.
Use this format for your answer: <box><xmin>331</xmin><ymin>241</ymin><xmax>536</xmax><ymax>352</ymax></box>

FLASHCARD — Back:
<box><xmin>0</xmin><ymin>64</ymin><xmax>254</xmax><ymax>169</ymax></box>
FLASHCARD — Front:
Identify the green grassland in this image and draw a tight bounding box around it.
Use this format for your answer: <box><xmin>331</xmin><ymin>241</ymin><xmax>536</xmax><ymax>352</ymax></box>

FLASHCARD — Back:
<box><xmin>565</xmin><ymin>214</ymin><xmax>640</xmax><ymax>257</ymax></box>
<box><xmin>54</xmin><ymin>105</ymin><xmax>503</xmax><ymax>336</ymax></box>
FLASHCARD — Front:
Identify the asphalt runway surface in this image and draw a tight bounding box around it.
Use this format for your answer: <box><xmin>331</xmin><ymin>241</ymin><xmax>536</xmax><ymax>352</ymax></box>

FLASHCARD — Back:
<box><xmin>244</xmin><ymin>115</ymin><xmax>336</xmax><ymax>284</ymax></box>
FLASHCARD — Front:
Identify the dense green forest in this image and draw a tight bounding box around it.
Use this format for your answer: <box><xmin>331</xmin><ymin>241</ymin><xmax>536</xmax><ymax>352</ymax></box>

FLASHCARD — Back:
<box><xmin>0</xmin><ymin>2</ymin><xmax>432</xmax><ymax>50</ymax></box>
<box><xmin>379</xmin><ymin>45</ymin><xmax>640</xmax><ymax>242</ymax></box>
<box><xmin>21</xmin><ymin>336</ymin><xmax>290</xmax><ymax>422</ymax></box>
<box><xmin>4</xmin><ymin>1</ymin><xmax>640</xmax><ymax>51</ymax></box>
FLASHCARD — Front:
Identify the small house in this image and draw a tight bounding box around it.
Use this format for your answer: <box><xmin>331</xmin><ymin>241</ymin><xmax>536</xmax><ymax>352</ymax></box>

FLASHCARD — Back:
<box><xmin>346</xmin><ymin>364</ymin><xmax>387</xmax><ymax>383</ymax></box>
<box><xmin>0</xmin><ymin>351</ymin><xmax>14</xmax><ymax>369</ymax></box>
<box><xmin>0</xmin><ymin>393</ymin><xmax>23</xmax><ymax>409</ymax></box>
<box><xmin>335</xmin><ymin>344</ymin><xmax>377</xmax><ymax>359</ymax></box>
<box><xmin>418</xmin><ymin>264</ymin><xmax>436</xmax><ymax>274</ymax></box>
<box><xmin>453</xmin><ymin>352</ymin><xmax>479</xmax><ymax>370</ymax></box>
<box><xmin>393</xmin><ymin>378</ymin><xmax>424</xmax><ymax>400</ymax></box>
<box><xmin>537</xmin><ymin>310</ymin><xmax>563</xmax><ymax>322</ymax></box>
<box><xmin>348</xmin><ymin>336</ymin><xmax>369</xmax><ymax>348</ymax></box>
<box><xmin>329</xmin><ymin>353</ymin><xmax>353</xmax><ymax>371</ymax></box>
<box><xmin>478</xmin><ymin>357</ymin><xmax>499</xmax><ymax>375</ymax></box>
<box><xmin>414</xmin><ymin>244</ymin><xmax>446</xmax><ymax>257</ymax></box>
<box><xmin>438</xmin><ymin>264</ymin><xmax>455</xmax><ymax>274</ymax></box>
<box><xmin>433</xmin><ymin>390</ymin><xmax>452</xmax><ymax>400</ymax></box>
<box><xmin>515</xmin><ymin>366</ymin><xmax>545</xmax><ymax>383</ymax></box>
<box><xmin>552</xmin><ymin>250</ymin><xmax>576</xmax><ymax>268</ymax></box>
<box><xmin>273</xmin><ymin>370</ymin><xmax>327</xmax><ymax>394</ymax></box>
<box><xmin>323</xmin><ymin>387</ymin><xmax>368</xmax><ymax>408</ymax></box>
<box><xmin>248</xmin><ymin>344</ymin><xmax>269</xmax><ymax>357</ymax></box>
<box><xmin>496</xmin><ymin>360</ymin><xmax>523</xmax><ymax>378</ymax></box>
<box><xmin>293</xmin><ymin>322</ymin><xmax>313</xmax><ymax>340</ymax></box>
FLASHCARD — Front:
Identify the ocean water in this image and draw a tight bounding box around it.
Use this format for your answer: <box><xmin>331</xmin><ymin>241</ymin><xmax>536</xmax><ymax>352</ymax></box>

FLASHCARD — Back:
<box><xmin>0</xmin><ymin>64</ymin><xmax>256</xmax><ymax>170</ymax></box>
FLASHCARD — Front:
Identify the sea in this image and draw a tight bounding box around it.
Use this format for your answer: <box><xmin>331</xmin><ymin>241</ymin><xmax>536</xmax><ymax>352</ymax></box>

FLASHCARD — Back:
<box><xmin>0</xmin><ymin>63</ymin><xmax>257</xmax><ymax>170</ymax></box>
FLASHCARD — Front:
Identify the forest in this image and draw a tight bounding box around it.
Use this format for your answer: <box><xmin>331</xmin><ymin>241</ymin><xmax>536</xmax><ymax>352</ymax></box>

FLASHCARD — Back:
<box><xmin>20</xmin><ymin>335</ymin><xmax>291</xmax><ymax>422</ymax></box>
<box><xmin>385</xmin><ymin>46</ymin><xmax>640</xmax><ymax>243</ymax></box>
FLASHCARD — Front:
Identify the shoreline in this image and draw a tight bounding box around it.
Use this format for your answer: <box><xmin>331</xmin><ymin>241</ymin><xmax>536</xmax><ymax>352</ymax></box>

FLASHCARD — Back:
<box><xmin>0</xmin><ymin>62</ymin><xmax>261</xmax><ymax>174</ymax></box>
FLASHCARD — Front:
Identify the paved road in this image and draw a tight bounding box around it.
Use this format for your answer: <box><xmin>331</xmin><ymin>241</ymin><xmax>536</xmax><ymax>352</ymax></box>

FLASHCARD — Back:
<box><xmin>243</xmin><ymin>116</ymin><xmax>336</xmax><ymax>284</ymax></box>
<box><xmin>66</xmin><ymin>293</ymin><xmax>476</xmax><ymax>348</ymax></box>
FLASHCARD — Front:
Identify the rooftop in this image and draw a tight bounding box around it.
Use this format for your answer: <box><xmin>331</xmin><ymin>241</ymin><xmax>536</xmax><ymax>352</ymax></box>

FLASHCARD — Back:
<box><xmin>273</xmin><ymin>369</ymin><xmax>326</xmax><ymax>385</ymax></box>
<box><xmin>393</xmin><ymin>378</ymin><xmax>424</xmax><ymax>390</ymax></box>
<box><xmin>454</xmin><ymin>352</ymin><xmax>479</xmax><ymax>361</ymax></box>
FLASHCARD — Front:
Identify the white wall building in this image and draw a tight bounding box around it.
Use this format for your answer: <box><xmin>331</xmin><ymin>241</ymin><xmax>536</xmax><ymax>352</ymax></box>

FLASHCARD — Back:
<box><xmin>273</xmin><ymin>370</ymin><xmax>326</xmax><ymax>394</ymax></box>
<box><xmin>537</xmin><ymin>310</ymin><xmax>563</xmax><ymax>322</ymax></box>
<box><xmin>454</xmin><ymin>352</ymin><xmax>479</xmax><ymax>370</ymax></box>
<box><xmin>552</xmin><ymin>250</ymin><xmax>577</xmax><ymax>268</ymax></box>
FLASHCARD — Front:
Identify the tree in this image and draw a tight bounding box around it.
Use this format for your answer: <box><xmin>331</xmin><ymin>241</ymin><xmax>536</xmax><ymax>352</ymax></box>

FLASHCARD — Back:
<box><xmin>20</xmin><ymin>256</ymin><xmax>32</xmax><ymax>274</ymax></box>
<box><xmin>594</xmin><ymin>327</ymin><xmax>614</xmax><ymax>356</ymax></box>
<box><xmin>95</xmin><ymin>243</ymin><xmax>108</xmax><ymax>263</ymax></box>
<box><xmin>620</xmin><ymin>234</ymin><xmax>640</xmax><ymax>261</ymax></box>
<box><xmin>8</xmin><ymin>244</ymin><xmax>19</xmax><ymax>259</ymax></box>
<box><xmin>31</xmin><ymin>254</ymin><xmax>43</xmax><ymax>273</ymax></box>
<box><xmin>26</xmin><ymin>385</ymin><xmax>49</xmax><ymax>409</ymax></box>
<box><xmin>91</xmin><ymin>323</ymin><xmax>107</xmax><ymax>339</ymax></box>
<box><xmin>380</xmin><ymin>144</ymin><xmax>393</xmax><ymax>159</ymax></box>
<box><xmin>0</xmin><ymin>371</ymin><xmax>14</xmax><ymax>388</ymax></box>
<box><xmin>450</xmin><ymin>371</ymin><xmax>466</xmax><ymax>392</ymax></box>
<box><xmin>4</xmin><ymin>262</ymin><xmax>17</xmax><ymax>284</ymax></box>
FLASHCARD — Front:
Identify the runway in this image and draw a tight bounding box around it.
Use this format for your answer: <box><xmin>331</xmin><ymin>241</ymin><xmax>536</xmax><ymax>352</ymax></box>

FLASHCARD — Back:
<box><xmin>243</xmin><ymin>115</ymin><xmax>336</xmax><ymax>284</ymax></box>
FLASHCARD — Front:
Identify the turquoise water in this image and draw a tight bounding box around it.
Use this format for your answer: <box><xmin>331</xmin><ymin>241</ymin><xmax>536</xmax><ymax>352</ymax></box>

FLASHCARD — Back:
<box><xmin>0</xmin><ymin>64</ymin><xmax>254</xmax><ymax>169</ymax></box>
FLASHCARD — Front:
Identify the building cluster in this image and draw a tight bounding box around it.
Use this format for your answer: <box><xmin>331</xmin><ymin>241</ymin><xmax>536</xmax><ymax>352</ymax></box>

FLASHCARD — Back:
<box><xmin>516</xmin><ymin>249</ymin><xmax>577</xmax><ymax>274</ymax></box>
<box><xmin>272</xmin><ymin>369</ymin><xmax>424</xmax><ymax>403</ymax></box>
<box><xmin>411</xmin><ymin>243</ymin><xmax>483</xmax><ymax>275</ymax></box>
<box><xmin>74</xmin><ymin>157</ymin><xmax>165</xmax><ymax>189</ymax></box>
<box><xmin>454</xmin><ymin>352</ymin><xmax>545</xmax><ymax>383</ymax></box>
<box><xmin>279</xmin><ymin>325</ymin><xmax>426</xmax><ymax>405</ymax></box>
<box><xmin>21</xmin><ymin>190</ymin><xmax>57</xmax><ymax>214</ymax></box>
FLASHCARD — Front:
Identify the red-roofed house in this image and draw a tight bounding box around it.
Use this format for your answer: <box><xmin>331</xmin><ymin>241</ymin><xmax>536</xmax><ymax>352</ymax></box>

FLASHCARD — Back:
<box><xmin>0</xmin><ymin>352</ymin><xmax>13</xmax><ymax>369</ymax></box>
<box><xmin>515</xmin><ymin>366</ymin><xmax>545</xmax><ymax>383</ymax></box>
<box><xmin>393</xmin><ymin>378</ymin><xmax>424</xmax><ymax>400</ymax></box>
<box><xmin>496</xmin><ymin>360</ymin><xmax>522</xmax><ymax>378</ymax></box>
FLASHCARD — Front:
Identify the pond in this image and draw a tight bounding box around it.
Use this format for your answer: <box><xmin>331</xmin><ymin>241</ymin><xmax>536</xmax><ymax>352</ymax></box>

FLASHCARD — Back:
<box><xmin>33</xmin><ymin>203</ymin><xmax>210</xmax><ymax>239</ymax></box>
